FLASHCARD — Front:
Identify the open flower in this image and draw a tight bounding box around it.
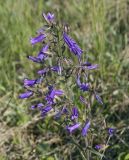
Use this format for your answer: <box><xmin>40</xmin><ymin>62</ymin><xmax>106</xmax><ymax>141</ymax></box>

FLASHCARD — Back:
<box><xmin>46</xmin><ymin>87</ymin><xmax>64</xmax><ymax>105</ymax></box>
<box><xmin>63</xmin><ymin>32</ymin><xmax>83</xmax><ymax>59</ymax></box>
<box><xmin>77</xmin><ymin>76</ymin><xmax>89</xmax><ymax>91</ymax></box>
<box><xmin>82</xmin><ymin>120</ymin><xmax>90</xmax><ymax>136</ymax></box>
<box><xmin>37</xmin><ymin>44</ymin><xmax>49</xmax><ymax>60</ymax></box>
<box><xmin>30</xmin><ymin>34</ymin><xmax>46</xmax><ymax>45</ymax></box>
<box><xmin>31</xmin><ymin>103</ymin><xmax>44</xmax><ymax>110</ymax></box>
<box><xmin>24</xmin><ymin>78</ymin><xmax>37</xmax><ymax>87</ymax></box>
<box><xmin>51</xmin><ymin>66</ymin><xmax>62</xmax><ymax>74</ymax></box>
<box><xmin>54</xmin><ymin>106</ymin><xmax>69</xmax><ymax>119</ymax></box>
<box><xmin>28</xmin><ymin>44</ymin><xmax>49</xmax><ymax>63</ymax></box>
<box><xmin>66</xmin><ymin>123</ymin><xmax>81</xmax><ymax>133</ymax></box>
<box><xmin>71</xmin><ymin>107</ymin><xmax>78</xmax><ymax>120</ymax></box>
<box><xmin>41</xmin><ymin>105</ymin><xmax>52</xmax><ymax>116</ymax></box>
<box><xmin>37</xmin><ymin>68</ymin><xmax>48</xmax><ymax>75</ymax></box>
<box><xmin>43</xmin><ymin>12</ymin><xmax>55</xmax><ymax>24</ymax></box>
<box><xmin>108</xmin><ymin>128</ymin><xmax>116</xmax><ymax>136</ymax></box>
<box><xmin>19</xmin><ymin>91</ymin><xmax>33</xmax><ymax>99</ymax></box>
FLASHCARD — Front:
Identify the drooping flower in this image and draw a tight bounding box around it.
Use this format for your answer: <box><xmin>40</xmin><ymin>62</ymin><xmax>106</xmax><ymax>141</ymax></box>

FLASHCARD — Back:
<box><xmin>30</xmin><ymin>34</ymin><xmax>46</xmax><ymax>45</ymax></box>
<box><xmin>66</xmin><ymin>123</ymin><xmax>81</xmax><ymax>133</ymax></box>
<box><xmin>24</xmin><ymin>78</ymin><xmax>37</xmax><ymax>87</ymax></box>
<box><xmin>82</xmin><ymin>120</ymin><xmax>90</xmax><ymax>136</ymax></box>
<box><xmin>43</xmin><ymin>12</ymin><xmax>55</xmax><ymax>24</ymax></box>
<box><xmin>63</xmin><ymin>32</ymin><xmax>83</xmax><ymax>58</ymax></box>
<box><xmin>19</xmin><ymin>91</ymin><xmax>33</xmax><ymax>99</ymax></box>
<box><xmin>71</xmin><ymin>107</ymin><xmax>78</xmax><ymax>120</ymax></box>
<box><xmin>77</xmin><ymin>76</ymin><xmax>89</xmax><ymax>92</ymax></box>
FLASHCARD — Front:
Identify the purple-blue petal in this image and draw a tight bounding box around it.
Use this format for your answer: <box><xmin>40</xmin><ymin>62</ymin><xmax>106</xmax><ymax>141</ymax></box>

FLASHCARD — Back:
<box><xmin>80</xmin><ymin>96</ymin><xmax>87</xmax><ymax>104</ymax></box>
<box><xmin>37</xmin><ymin>68</ymin><xmax>48</xmax><ymax>75</ymax></box>
<box><xmin>41</xmin><ymin>44</ymin><xmax>49</xmax><ymax>53</ymax></box>
<box><xmin>71</xmin><ymin>107</ymin><xmax>78</xmax><ymax>120</ymax></box>
<box><xmin>43</xmin><ymin>12</ymin><xmax>55</xmax><ymax>23</ymax></box>
<box><xmin>41</xmin><ymin>105</ymin><xmax>52</xmax><ymax>116</ymax></box>
<box><xmin>55</xmin><ymin>90</ymin><xmax>64</xmax><ymax>96</ymax></box>
<box><xmin>81</xmin><ymin>62</ymin><xmax>92</xmax><ymax>66</ymax></box>
<box><xmin>87</xmin><ymin>64</ymin><xmax>98</xmax><ymax>70</ymax></box>
<box><xmin>30</xmin><ymin>103</ymin><xmax>43</xmax><ymax>110</ymax></box>
<box><xmin>19</xmin><ymin>91</ymin><xmax>33</xmax><ymax>99</ymax></box>
<box><xmin>95</xmin><ymin>144</ymin><xmax>103</xmax><ymax>150</ymax></box>
<box><xmin>24</xmin><ymin>79</ymin><xmax>37</xmax><ymax>87</ymax></box>
<box><xmin>80</xmin><ymin>83</ymin><xmax>89</xmax><ymax>91</ymax></box>
<box><xmin>108</xmin><ymin>128</ymin><xmax>116</xmax><ymax>135</ymax></box>
<box><xmin>30</xmin><ymin>34</ymin><xmax>46</xmax><ymax>45</ymax></box>
<box><xmin>82</xmin><ymin>120</ymin><xmax>90</xmax><ymax>136</ymax></box>
<box><xmin>94</xmin><ymin>92</ymin><xmax>103</xmax><ymax>105</ymax></box>
<box><xmin>27</xmin><ymin>56</ymin><xmax>41</xmax><ymax>63</ymax></box>
<box><xmin>63</xmin><ymin>32</ymin><xmax>83</xmax><ymax>58</ymax></box>
<box><xmin>66</xmin><ymin>123</ymin><xmax>81</xmax><ymax>133</ymax></box>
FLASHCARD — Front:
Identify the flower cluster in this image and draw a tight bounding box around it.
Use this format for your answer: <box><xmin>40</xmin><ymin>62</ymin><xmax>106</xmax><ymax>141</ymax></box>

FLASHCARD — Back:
<box><xmin>19</xmin><ymin>12</ymin><xmax>107</xmax><ymax>139</ymax></box>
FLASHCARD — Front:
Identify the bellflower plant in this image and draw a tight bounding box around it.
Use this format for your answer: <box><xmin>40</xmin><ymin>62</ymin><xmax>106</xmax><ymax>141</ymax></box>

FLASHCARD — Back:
<box><xmin>19</xmin><ymin>12</ymin><xmax>115</xmax><ymax>159</ymax></box>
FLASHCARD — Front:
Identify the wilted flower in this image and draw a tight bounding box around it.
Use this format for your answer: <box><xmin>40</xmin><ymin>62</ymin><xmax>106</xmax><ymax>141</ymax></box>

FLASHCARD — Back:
<box><xmin>80</xmin><ymin>96</ymin><xmax>87</xmax><ymax>104</ymax></box>
<box><xmin>43</xmin><ymin>12</ymin><xmax>55</xmax><ymax>24</ymax></box>
<box><xmin>30</xmin><ymin>34</ymin><xmax>46</xmax><ymax>45</ymax></box>
<box><xmin>19</xmin><ymin>91</ymin><xmax>33</xmax><ymax>99</ymax></box>
<box><xmin>66</xmin><ymin>123</ymin><xmax>81</xmax><ymax>133</ymax></box>
<box><xmin>94</xmin><ymin>92</ymin><xmax>104</xmax><ymax>106</ymax></box>
<box><xmin>71</xmin><ymin>107</ymin><xmax>78</xmax><ymax>120</ymax></box>
<box><xmin>82</xmin><ymin>120</ymin><xmax>90</xmax><ymax>136</ymax></box>
<box><xmin>63</xmin><ymin>32</ymin><xmax>83</xmax><ymax>58</ymax></box>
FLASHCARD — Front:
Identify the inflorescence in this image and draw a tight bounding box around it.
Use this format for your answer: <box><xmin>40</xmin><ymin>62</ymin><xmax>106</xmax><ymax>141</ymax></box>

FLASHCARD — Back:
<box><xmin>19</xmin><ymin>12</ymin><xmax>114</xmax><ymax>144</ymax></box>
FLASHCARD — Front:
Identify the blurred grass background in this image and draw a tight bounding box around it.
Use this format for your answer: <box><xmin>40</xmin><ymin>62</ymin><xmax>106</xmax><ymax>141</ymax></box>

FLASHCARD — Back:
<box><xmin>0</xmin><ymin>0</ymin><xmax>129</xmax><ymax>159</ymax></box>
